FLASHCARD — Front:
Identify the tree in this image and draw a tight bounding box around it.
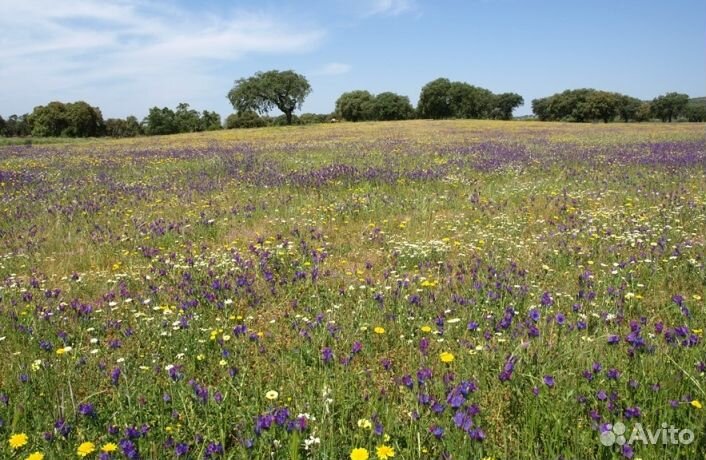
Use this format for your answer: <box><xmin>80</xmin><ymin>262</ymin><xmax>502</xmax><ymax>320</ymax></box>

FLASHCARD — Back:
<box><xmin>143</xmin><ymin>107</ymin><xmax>177</xmax><ymax>135</ymax></box>
<box><xmin>373</xmin><ymin>92</ymin><xmax>414</xmax><ymax>120</ymax></box>
<box><xmin>0</xmin><ymin>115</ymin><xmax>5</xmax><ymax>136</ymax></box>
<box><xmin>64</xmin><ymin>101</ymin><xmax>105</xmax><ymax>137</ymax></box>
<box><xmin>635</xmin><ymin>103</ymin><xmax>652</xmax><ymax>122</ymax></box>
<box><xmin>651</xmin><ymin>92</ymin><xmax>689</xmax><ymax>122</ymax></box>
<box><xmin>225</xmin><ymin>111</ymin><xmax>267</xmax><ymax>129</ymax></box>
<box><xmin>616</xmin><ymin>95</ymin><xmax>643</xmax><ymax>122</ymax></box>
<box><xmin>418</xmin><ymin>78</ymin><xmax>506</xmax><ymax>120</ymax></box>
<box><xmin>531</xmin><ymin>97</ymin><xmax>552</xmax><ymax>121</ymax></box>
<box><xmin>105</xmin><ymin>116</ymin><xmax>142</xmax><ymax>137</ymax></box>
<box><xmin>4</xmin><ymin>114</ymin><xmax>31</xmax><ymax>136</ymax></box>
<box><xmin>584</xmin><ymin>91</ymin><xmax>620</xmax><ymax>123</ymax></box>
<box><xmin>492</xmin><ymin>93</ymin><xmax>524</xmax><ymax>120</ymax></box>
<box><xmin>174</xmin><ymin>102</ymin><xmax>202</xmax><ymax>132</ymax></box>
<box><xmin>335</xmin><ymin>90</ymin><xmax>376</xmax><ymax>121</ymax></box>
<box><xmin>227</xmin><ymin>70</ymin><xmax>311</xmax><ymax>125</ymax></box>
<box><xmin>29</xmin><ymin>101</ymin><xmax>68</xmax><ymax>137</ymax></box>
<box><xmin>684</xmin><ymin>101</ymin><xmax>706</xmax><ymax>122</ymax></box>
<box><xmin>448</xmin><ymin>82</ymin><xmax>494</xmax><ymax>118</ymax></box>
<box><xmin>417</xmin><ymin>78</ymin><xmax>452</xmax><ymax>119</ymax></box>
<box><xmin>201</xmin><ymin>111</ymin><xmax>222</xmax><ymax>131</ymax></box>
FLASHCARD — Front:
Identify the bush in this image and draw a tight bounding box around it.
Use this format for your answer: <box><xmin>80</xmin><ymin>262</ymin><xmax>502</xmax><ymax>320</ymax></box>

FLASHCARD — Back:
<box><xmin>225</xmin><ymin>111</ymin><xmax>267</xmax><ymax>129</ymax></box>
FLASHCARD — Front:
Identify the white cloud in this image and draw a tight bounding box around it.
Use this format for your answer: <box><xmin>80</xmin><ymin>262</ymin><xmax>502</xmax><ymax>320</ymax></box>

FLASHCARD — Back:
<box><xmin>0</xmin><ymin>0</ymin><xmax>324</xmax><ymax>117</ymax></box>
<box><xmin>312</xmin><ymin>62</ymin><xmax>352</xmax><ymax>76</ymax></box>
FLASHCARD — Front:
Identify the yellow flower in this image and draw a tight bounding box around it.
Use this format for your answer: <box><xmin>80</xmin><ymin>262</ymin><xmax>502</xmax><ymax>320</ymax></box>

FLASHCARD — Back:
<box><xmin>27</xmin><ymin>453</ymin><xmax>44</xmax><ymax>460</ymax></box>
<box><xmin>376</xmin><ymin>444</ymin><xmax>396</xmax><ymax>459</ymax></box>
<box><xmin>101</xmin><ymin>443</ymin><xmax>118</xmax><ymax>453</ymax></box>
<box><xmin>420</xmin><ymin>325</ymin><xmax>432</xmax><ymax>333</ymax></box>
<box><xmin>439</xmin><ymin>351</ymin><xmax>455</xmax><ymax>363</ymax></box>
<box><xmin>9</xmin><ymin>433</ymin><xmax>29</xmax><ymax>450</ymax></box>
<box><xmin>77</xmin><ymin>441</ymin><xmax>96</xmax><ymax>457</ymax></box>
<box><xmin>374</xmin><ymin>326</ymin><xmax>385</xmax><ymax>334</ymax></box>
<box><xmin>265</xmin><ymin>390</ymin><xmax>279</xmax><ymax>400</ymax></box>
<box><xmin>350</xmin><ymin>447</ymin><xmax>370</xmax><ymax>460</ymax></box>
<box><xmin>691</xmin><ymin>400</ymin><xmax>703</xmax><ymax>409</ymax></box>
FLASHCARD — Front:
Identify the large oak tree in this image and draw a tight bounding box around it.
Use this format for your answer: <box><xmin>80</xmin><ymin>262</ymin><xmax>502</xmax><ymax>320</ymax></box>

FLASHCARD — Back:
<box><xmin>227</xmin><ymin>70</ymin><xmax>311</xmax><ymax>125</ymax></box>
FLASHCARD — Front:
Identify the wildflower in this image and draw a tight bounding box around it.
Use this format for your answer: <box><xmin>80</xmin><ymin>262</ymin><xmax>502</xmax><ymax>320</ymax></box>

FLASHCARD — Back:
<box><xmin>376</xmin><ymin>445</ymin><xmax>395</xmax><ymax>459</ymax></box>
<box><xmin>420</xmin><ymin>325</ymin><xmax>432</xmax><ymax>333</ymax></box>
<box><xmin>439</xmin><ymin>352</ymin><xmax>455</xmax><ymax>363</ymax></box>
<box><xmin>9</xmin><ymin>433</ymin><xmax>29</xmax><ymax>449</ymax></box>
<box><xmin>101</xmin><ymin>443</ymin><xmax>118</xmax><ymax>453</ymax></box>
<box><xmin>374</xmin><ymin>327</ymin><xmax>385</xmax><ymax>334</ymax></box>
<box><xmin>77</xmin><ymin>441</ymin><xmax>96</xmax><ymax>457</ymax></box>
<box><xmin>543</xmin><ymin>375</ymin><xmax>555</xmax><ymax>388</ymax></box>
<box><xmin>350</xmin><ymin>448</ymin><xmax>369</xmax><ymax>460</ymax></box>
<box><xmin>358</xmin><ymin>418</ymin><xmax>372</xmax><ymax>429</ymax></box>
<box><xmin>27</xmin><ymin>453</ymin><xmax>44</xmax><ymax>460</ymax></box>
<box><xmin>265</xmin><ymin>390</ymin><xmax>278</xmax><ymax>401</ymax></box>
<box><xmin>321</xmin><ymin>347</ymin><xmax>334</xmax><ymax>364</ymax></box>
<box><xmin>691</xmin><ymin>400</ymin><xmax>702</xmax><ymax>409</ymax></box>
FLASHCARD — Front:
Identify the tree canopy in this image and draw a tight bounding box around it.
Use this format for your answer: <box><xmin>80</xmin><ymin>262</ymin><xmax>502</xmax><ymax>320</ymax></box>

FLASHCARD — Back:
<box><xmin>650</xmin><ymin>92</ymin><xmax>690</xmax><ymax>122</ymax></box>
<box><xmin>373</xmin><ymin>92</ymin><xmax>415</xmax><ymax>121</ymax></box>
<box><xmin>417</xmin><ymin>78</ymin><xmax>523</xmax><ymax>120</ymax></box>
<box><xmin>531</xmin><ymin>89</ymin><xmax>652</xmax><ymax>122</ymax></box>
<box><xmin>335</xmin><ymin>90</ymin><xmax>376</xmax><ymax>122</ymax></box>
<box><xmin>28</xmin><ymin>101</ymin><xmax>105</xmax><ymax>137</ymax></box>
<box><xmin>227</xmin><ymin>70</ymin><xmax>311</xmax><ymax>125</ymax></box>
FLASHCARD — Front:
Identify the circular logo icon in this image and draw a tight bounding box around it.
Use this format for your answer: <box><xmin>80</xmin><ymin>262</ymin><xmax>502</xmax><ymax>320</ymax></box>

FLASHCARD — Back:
<box><xmin>599</xmin><ymin>422</ymin><xmax>626</xmax><ymax>446</ymax></box>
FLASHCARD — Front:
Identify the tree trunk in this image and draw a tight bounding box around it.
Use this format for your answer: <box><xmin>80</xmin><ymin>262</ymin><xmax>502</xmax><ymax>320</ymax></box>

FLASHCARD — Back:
<box><xmin>285</xmin><ymin>111</ymin><xmax>292</xmax><ymax>125</ymax></box>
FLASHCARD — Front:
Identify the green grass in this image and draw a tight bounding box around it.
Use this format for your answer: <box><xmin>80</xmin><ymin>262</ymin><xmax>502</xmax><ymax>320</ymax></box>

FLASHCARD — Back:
<box><xmin>0</xmin><ymin>120</ymin><xmax>704</xmax><ymax>459</ymax></box>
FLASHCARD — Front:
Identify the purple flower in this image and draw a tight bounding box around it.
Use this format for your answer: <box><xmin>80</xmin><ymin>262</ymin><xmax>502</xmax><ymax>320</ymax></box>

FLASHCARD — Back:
<box><xmin>606</xmin><ymin>368</ymin><xmax>621</xmax><ymax>380</ymax></box>
<box><xmin>555</xmin><ymin>313</ymin><xmax>565</xmax><ymax>326</ymax></box>
<box><xmin>429</xmin><ymin>425</ymin><xmax>444</xmax><ymax>439</ymax></box>
<box><xmin>446</xmin><ymin>390</ymin><xmax>465</xmax><ymax>409</ymax></box>
<box><xmin>528</xmin><ymin>309</ymin><xmax>540</xmax><ymax>322</ymax></box>
<box><xmin>204</xmin><ymin>442</ymin><xmax>223</xmax><ymax>459</ymax></box>
<box><xmin>543</xmin><ymin>375</ymin><xmax>555</xmax><ymax>388</ymax></box>
<box><xmin>624</xmin><ymin>406</ymin><xmax>641</xmax><ymax>419</ymax></box>
<box><xmin>119</xmin><ymin>439</ymin><xmax>140</xmax><ymax>460</ymax></box>
<box><xmin>499</xmin><ymin>355</ymin><xmax>518</xmax><ymax>382</ymax></box>
<box><xmin>419</xmin><ymin>337</ymin><xmax>429</xmax><ymax>355</ymax></box>
<box><xmin>78</xmin><ymin>402</ymin><xmax>95</xmax><ymax>417</ymax></box>
<box><xmin>540</xmin><ymin>291</ymin><xmax>553</xmax><ymax>307</ymax></box>
<box><xmin>620</xmin><ymin>444</ymin><xmax>634</xmax><ymax>459</ymax></box>
<box><xmin>175</xmin><ymin>443</ymin><xmax>189</xmax><ymax>457</ymax></box>
<box><xmin>110</xmin><ymin>367</ymin><xmax>121</xmax><ymax>385</ymax></box>
<box><xmin>321</xmin><ymin>347</ymin><xmax>333</xmax><ymax>364</ymax></box>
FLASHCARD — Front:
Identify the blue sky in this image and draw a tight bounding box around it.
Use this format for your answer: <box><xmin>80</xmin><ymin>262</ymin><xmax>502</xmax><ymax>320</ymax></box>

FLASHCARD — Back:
<box><xmin>1</xmin><ymin>0</ymin><xmax>704</xmax><ymax>118</ymax></box>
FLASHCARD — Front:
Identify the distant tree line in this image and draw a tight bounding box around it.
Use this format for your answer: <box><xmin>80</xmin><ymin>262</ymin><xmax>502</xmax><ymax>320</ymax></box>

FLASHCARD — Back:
<box><xmin>3</xmin><ymin>70</ymin><xmax>705</xmax><ymax>138</ymax></box>
<box><xmin>0</xmin><ymin>102</ymin><xmax>225</xmax><ymax>138</ymax></box>
<box><xmin>531</xmin><ymin>90</ymin><xmax>706</xmax><ymax>123</ymax></box>
<box><xmin>330</xmin><ymin>79</ymin><xmax>523</xmax><ymax>122</ymax></box>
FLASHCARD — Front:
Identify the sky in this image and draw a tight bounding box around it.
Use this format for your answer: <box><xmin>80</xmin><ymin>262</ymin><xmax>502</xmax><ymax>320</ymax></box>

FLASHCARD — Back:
<box><xmin>0</xmin><ymin>0</ymin><xmax>704</xmax><ymax>119</ymax></box>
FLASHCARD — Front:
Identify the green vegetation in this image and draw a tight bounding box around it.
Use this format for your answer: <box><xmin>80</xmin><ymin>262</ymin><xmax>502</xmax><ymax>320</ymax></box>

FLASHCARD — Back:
<box><xmin>227</xmin><ymin>69</ymin><xmax>312</xmax><ymax>125</ymax></box>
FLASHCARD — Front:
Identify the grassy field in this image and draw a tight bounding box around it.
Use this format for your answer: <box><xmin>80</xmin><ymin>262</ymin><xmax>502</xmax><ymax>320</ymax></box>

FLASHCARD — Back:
<box><xmin>0</xmin><ymin>120</ymin><xmax>704</xmax><ymax>459</ymax></box>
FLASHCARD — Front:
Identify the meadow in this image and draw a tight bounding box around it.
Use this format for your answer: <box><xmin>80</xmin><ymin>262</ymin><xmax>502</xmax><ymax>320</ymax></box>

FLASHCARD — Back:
<box><xmin>0</xmin><ymin>120</ymin><xmax>704</xmax><ymax>459</ymax></box>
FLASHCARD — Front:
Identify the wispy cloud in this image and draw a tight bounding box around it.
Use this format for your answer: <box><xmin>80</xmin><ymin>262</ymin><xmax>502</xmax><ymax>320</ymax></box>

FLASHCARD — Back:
<box><xmin>366</xmin><ymin>0</ymin><xmax>418</xmax><ymax>16</ymax></box>
<box><xmin>312</xmin><ymin>62</ymin><xmax>352</xmax><ymax>76</ymax></box>
<box><xmin>0</xmin><ymin>0</ymin><xmax>325</xmax><ymax>117</ymax></box>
